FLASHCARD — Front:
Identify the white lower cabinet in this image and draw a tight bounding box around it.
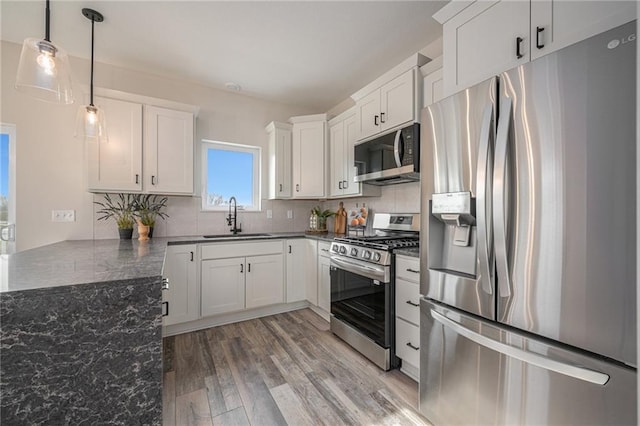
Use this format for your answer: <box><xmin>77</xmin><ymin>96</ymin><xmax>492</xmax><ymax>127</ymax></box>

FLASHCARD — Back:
<box><xmin>200</xmin><ymin>240</ymin><xmax>284</xmax><ymax>317</ymax></box>
<box><xmin>286</xmin><ymin>238</ymin><xmax>317</xmax><ymax>303</ymax></box>
<box><xmin>245</xmin><ymin>254</ymin><xmax>284</xmax><ymax>309</ymax></box>
<box><xmin>162</xmin><ymin>244</ymin><xmax>198</xmax><ymax>326</ymax></box>
<box><xmin>395</xmin><ymin>254</ymin><xmax>421</xmax><ymax>381</ymax></box>
<box><xmin>317</xmin><ymin>241</ymin><xmax>332</xmax><ymax>314</ymax></box>
<box><xmin>201</xmin><ymin>257</ymin><xmax>246</xmax><ymax>316</ymax></box>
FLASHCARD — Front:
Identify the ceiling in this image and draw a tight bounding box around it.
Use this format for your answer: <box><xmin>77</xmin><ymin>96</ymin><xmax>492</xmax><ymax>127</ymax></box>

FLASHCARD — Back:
<box><xmin>1</xmin><ymin>1</ymin><xmax>447</xmax><ymax>111</ymax></box>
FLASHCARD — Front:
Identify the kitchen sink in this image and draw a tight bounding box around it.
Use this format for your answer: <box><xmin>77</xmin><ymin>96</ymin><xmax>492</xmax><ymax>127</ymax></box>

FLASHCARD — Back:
<box><xmin>202</xmin><ymin>233</ymin><xmax>272</xmax><ymax>239</ymax></box>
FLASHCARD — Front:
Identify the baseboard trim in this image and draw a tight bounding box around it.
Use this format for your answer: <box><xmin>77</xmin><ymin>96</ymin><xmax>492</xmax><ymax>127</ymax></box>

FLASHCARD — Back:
<box><xmin>163</xmin><ymin>300</ymin><xmax>311</xmax><ymax>336</ymax></box>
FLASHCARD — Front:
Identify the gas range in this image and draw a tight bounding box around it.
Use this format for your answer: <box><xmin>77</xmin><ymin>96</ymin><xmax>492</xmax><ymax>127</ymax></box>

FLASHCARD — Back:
<box><xmin>329</xmin><ymin>213</ymin><xmax>420</xmax><ymax>267</ymax></box>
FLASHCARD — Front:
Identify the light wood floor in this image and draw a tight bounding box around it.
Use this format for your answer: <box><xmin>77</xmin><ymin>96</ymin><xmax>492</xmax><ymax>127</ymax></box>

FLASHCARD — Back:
<box><xmin>162</xmin><ymin>308</ymin><xmax>431</xmax><ymax>426</ymax></box>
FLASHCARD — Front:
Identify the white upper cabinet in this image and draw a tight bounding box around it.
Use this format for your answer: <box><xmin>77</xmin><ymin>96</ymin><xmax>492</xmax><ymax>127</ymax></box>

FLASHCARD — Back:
<box><xmin>355</xmin><ymin>69</ymin><xmax>417</xmax><ymax>141</ymax></box>
<box><xmin>88</xmin><ymin>96</ymin><xmax>143</xmax><ymax>192</ymax></box>
<box><xmin>438</xmin><ymin>0</ymin><xmax>636</xmax><ymax>96</ymax></box>
<box><xmin>529</xmin><ymin>0</ymin><xmax>637</xmax><ymax>61</ymax></box>
<box><xmin>291</xmin><ymin>115</ymin><xmax>327</xmax><ymax>198</ymax></box>
<box><xmin>328</xmin><ymin>109</ymin><xmax>380</xmax><ymax>199</ymax></box>
<box><xmin>351</xmin><ymin>54</ymin><xmax>427</xmax><ymax>142</ymax></box>
<box><xmin>421</xmin><ymin>56</ymin><xmax>444</xmax><ymax>107</ymax></box>
<box><xmin>87</xmin><ymin>93</ymin><xmax>195</xmax><ymax>194</ymax></box>
<box><xmin>144</xmin><ymin>106</ymin><xmax>194</xmax><ymax>194</ymax></box>
<box><xmin>265</xmin><ymin>121</ymin><xmax>292</xmax><ymax>199</ymax></box>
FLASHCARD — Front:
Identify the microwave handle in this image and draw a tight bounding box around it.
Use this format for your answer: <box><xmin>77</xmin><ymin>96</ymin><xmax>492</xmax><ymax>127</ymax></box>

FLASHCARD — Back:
<box><xmin>393</xmin><ymin>130</ymin><xmax>403</xmax><ymax>168</ymax></box>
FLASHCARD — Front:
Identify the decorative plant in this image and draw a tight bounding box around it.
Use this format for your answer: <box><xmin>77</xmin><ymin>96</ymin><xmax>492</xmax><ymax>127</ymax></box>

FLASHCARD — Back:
<box><xmin>132</xmin><ymin>194</ymin><xmax>169</xmax><ymax>227</ymax></box>
<box><xmin>94</xmin><ymin>193</ymin><xmax>135</xmax><ymax>229</ymax></box>
<box><xmin>312</xmin><ymin>206</ymin><xmax>335</xmax><ymax>230</ymax></box>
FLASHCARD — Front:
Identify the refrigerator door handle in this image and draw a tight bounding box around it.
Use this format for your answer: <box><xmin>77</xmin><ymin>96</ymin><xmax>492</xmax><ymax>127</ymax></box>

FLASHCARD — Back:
<box><xmin>476</xmin><ymin>104</ymin><xmax>494</xmax><ymax>295</ymax></box>
<box><xmin>494</xmin><ymin>97</ymin><xmax>512</xmax><ymax>298</ymax></box>
<box><xmin>393</xmin><ymin>130</ymin><xmax>403</xmax><ymax>168</ymax></box>
<box><xmin>431</xmin><ymin>309</ymin><xmax>610</xmax><ymax>385</ymax></box>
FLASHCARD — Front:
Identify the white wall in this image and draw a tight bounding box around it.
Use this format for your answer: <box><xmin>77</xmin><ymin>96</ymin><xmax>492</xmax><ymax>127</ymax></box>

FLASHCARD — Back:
<box><xmin>1</xmin><ymin>40</ymin><xmax>318</xmax><ymax>251</ymax></box>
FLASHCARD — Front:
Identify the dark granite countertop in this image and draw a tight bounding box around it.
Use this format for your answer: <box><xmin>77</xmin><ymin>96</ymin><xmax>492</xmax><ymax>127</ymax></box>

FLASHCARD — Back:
<box><xmin>1</xmin><ymin>232</ymin><xmax>340</xmax><ymax>294</ymax></box>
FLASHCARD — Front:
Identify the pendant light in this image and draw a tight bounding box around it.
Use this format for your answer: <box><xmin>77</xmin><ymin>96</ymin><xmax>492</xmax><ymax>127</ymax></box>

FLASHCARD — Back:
<box><xmin>80</xmin><ymin>8</ymin><xmax>106</xmax><ymax>141</ymax></box>
<box><xmin>15</xmin><ymin>0</ymin><xmax>73</xmax><ymax>104</ymax></box>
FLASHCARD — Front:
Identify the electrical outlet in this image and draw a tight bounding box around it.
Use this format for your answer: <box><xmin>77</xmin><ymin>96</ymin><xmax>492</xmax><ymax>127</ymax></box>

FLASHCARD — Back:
<box><xmin>266</xmin><ymin>209</ymin><xmax>273</xmax><ymax>219</ymax></box>
<box><xmin>287</xmin><ymin>210</ymin><xmax>293</xmax><ymax>219</ymax></box>
<box><xmin>52</xmin><ymin>210</ymin><xmax>76</xmax><ymax>222</ymax></box>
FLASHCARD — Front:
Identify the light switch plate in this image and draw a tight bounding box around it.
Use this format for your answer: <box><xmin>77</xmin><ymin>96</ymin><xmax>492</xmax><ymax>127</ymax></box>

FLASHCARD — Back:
<box><xmin>287</xmin><ymin>210</ymin><xmax>293</xmax><ymax>219</ymax></box>
<box><xmin>266</xmin><ymin>209</ymin><xmax>273</xmax><ymax>219</ymax></box>
<box><xmin>52</xmin><ymin>210</ymin><xmax>76</xmax><ymax>222</ymax></box>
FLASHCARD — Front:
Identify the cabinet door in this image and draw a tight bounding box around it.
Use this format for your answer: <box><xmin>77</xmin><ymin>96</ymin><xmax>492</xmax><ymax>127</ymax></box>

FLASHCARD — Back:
<box><xmin>356</xmin><ymin>89</ymin><xmax>381</xmax><ymax>140</ymax></box>
<box><xmin>285</xmin><ymin>239</ymin><xmax>307</xmax><ymax>303</ymax></box>
<box><xmin>530</xmin><ymin>0</ymin><xmax>636</xmax><ymax>60</ymax></box>
<box><xmin>306</xmin><ymin>240</ymin><xmax>319</xmax><ymax>305</ymax></box>
<box><xmin>201</xmin><ymin>257</ymin><xmax>245</xmax><ymax>316</ymax></box>
<box><xmin>423</xmin><ymin>68</ymin><xmax>444</xmax><ymax>107</ymax></box>
<box><xmin>443</xmin><ymin>0</ymin><xmax>529</xmax><ymax>95</ymax></box>
<box><xmin>317</xmin><ymin>251</ymin><xmax>331</xmax><ymax>313</ymax></box>
<box><xmin>341</xmin><ymin>113</ymin><xmax>360</xmax><ymax>196</ymax></box>
<box><xmin>329</xmin><ymin>120</ymin><xmax>345</xmax><ymax>197</ymax></box>
<box><xmin>245</xmin><ymin>254</ymin><xmax>284</xmax><ymax>308</ymax></box>
<box><xmin>144</xmin><ymin>106</ymin><xmax>194</xmax><ymax>194</ymax></box>
<box><xmin>163</xmin><ymin>245</ymin><xmax>198</xmax><ymax>326</ymax></box>
<box><xmin>88</xmin><ymin>96</ymin><xmax>142</xmax><ymax>192</ymax></box>
<box><xmin>275</xmin><ymin>127</ymin><xmax>292</xmax><ymax>198</ymax></box>
<box><xmin>292</xmin><ymin>121</ymin><xmax>326</xmax><ymax>198</ymax></box>
<box><xmin>380</xmin><ymin>70</ymin><xmax>414</xmax><ymax>132</ymax></box>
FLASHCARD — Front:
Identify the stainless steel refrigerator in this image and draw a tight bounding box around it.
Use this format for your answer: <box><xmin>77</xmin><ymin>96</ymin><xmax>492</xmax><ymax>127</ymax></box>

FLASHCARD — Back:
<box><xmin>419</xmin><ymin>20</ymin><xmax>637</xmax><ymax>425</ymax></box>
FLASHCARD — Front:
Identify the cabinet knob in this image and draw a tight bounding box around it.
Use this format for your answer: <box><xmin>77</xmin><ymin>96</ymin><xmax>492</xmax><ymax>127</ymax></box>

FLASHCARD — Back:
<box><xmin>536</xmin><ymin>26</ymin><xmax>545</xmax><ymax>49</ymax></box>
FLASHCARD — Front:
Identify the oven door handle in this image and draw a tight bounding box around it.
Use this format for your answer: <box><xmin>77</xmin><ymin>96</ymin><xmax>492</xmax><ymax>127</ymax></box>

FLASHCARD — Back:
<box><xmin>330</xmin><ymin>256</ymin><xmax>389</xmax><ymax>283</ymax></box>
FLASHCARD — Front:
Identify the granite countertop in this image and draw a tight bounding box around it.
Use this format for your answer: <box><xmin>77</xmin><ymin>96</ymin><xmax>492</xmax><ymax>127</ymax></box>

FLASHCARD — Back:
<box><xmin>1</xmin><ymin>232</ymin><xmax>340</xmax><ymax>294</ymax></box>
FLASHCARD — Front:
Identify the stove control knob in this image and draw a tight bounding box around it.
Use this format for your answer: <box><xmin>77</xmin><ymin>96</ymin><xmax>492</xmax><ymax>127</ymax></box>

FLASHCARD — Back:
<box><xmin>339</xmin><ymin>246</ymin><xmax>347</xmax><ymax>255</ymax></box>
<box><xmin>331</xmin><ymin>245</ymin><xmax>339</xmax><ymax>253</ymax></box>
<box><xmin>373</xmin><ymin>252</ymin><xmax>381</xmax><ymax>262</ymax></box>
<box><xmin>363</xmin><ymin>250</ymin><xmax>372</xmax><ymax>260</ymax></box>
<box><xmin>350</xmin><ymin>248</ymin><xmax>358</xmax><ymax>257</ymax></box>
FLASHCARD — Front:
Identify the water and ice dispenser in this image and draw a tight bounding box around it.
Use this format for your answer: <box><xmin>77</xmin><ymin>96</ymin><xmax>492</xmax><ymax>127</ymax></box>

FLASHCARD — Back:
<box><xmin>428</xmin><ymin>192</ymin><xmax>478</xmax><ymax>277</ymax></box>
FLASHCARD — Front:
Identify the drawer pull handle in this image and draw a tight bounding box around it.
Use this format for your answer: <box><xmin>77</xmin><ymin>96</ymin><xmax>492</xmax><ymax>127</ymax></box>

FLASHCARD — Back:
<box><xmin>406</xmin><ymin>268</ymin><xmax>420</xmax><ymax>274</ymax></box>
<box><xmin>406</xmin><ymin>300</ymin><xmax>419</xmax><ymax>307</ymax></box>
<box><xmin>516</xmin><ymin>36</ymin><xmax>524</xmax><ymax>59</ymax></box>
<box><xmin>406</xmin><ymin>342</ymin><xmax>419</xmax><ymax>351</ymax></box>
<box><xmin>162</xmin><ymin>301</ymin><xmax>169</xmax><ymax>317</ymax></box>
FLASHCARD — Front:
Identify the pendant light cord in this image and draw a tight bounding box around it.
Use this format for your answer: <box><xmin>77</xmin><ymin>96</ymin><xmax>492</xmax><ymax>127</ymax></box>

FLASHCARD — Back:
<box><xmin>44</xmin><ymin>0</ymin><xmax>51</xmax><ymax>41</ymax></box>
<box><xmin>89</xmin><ymin>16</ymin><xmax>95</xmax><ymax>107</ymax></box>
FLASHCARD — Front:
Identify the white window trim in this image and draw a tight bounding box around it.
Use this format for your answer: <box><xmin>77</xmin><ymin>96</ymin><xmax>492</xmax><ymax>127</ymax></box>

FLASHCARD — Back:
<box><xmin>200</xmin><ymin>140</ymin><xmax>261</xmax><ymax>212</ymax></box>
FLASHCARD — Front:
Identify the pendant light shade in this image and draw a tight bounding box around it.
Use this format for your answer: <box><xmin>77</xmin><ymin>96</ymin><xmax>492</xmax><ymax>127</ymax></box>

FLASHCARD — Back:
<box><xmin>15</xmin><ymin>0</ymin><xmax>73</xmax><ymax>104</ymax></box>
<box><xmin>79</xmin><ymin>8</ymin><xmax>107</xmax><ymax>141</ymax></box>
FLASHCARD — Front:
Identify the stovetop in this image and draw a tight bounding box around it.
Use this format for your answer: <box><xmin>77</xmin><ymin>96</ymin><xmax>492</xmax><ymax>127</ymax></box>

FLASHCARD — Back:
<box><xmin>334</xmin><ymin>235</ymin><xmax>419</xmax><ymax>251</ymax></box>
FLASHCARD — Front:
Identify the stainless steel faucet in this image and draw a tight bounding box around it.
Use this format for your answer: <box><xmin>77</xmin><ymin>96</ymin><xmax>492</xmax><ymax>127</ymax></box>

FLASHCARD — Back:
<box><xmin>226</xmin><ymin>196</ymin><xmax>242</xmax><ymax>234</ymax></box>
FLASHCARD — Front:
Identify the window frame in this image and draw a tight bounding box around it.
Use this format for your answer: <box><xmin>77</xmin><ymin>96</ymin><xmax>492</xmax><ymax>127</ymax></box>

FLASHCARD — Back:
<box><xmin>200</xmin><ymin>139</ymin><xmax>261</xmax><ymax>212</ymax></box>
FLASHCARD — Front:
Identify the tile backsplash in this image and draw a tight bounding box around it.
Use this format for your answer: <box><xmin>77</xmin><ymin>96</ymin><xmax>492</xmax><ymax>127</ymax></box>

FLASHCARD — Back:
<box><xmin>92</xmin><ymin>182</ymin><xmax>420</xmax><ymax>239</ymax></box>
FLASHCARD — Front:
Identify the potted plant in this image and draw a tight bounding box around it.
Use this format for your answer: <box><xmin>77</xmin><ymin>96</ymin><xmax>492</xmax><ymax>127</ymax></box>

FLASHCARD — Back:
<box><xmin>312</xmin><ymin>206</ymin><xmax>335</xmax><ymax>231</ymax></box>
<box><xmin>94</xmin><ymin>193</ymin><xmax>136</xmax><ymax>239</ymax></box>
<box><xmin>133</xmin><ymin>194</ymin><xmax>169</xmax><ymax>238</ymax></box>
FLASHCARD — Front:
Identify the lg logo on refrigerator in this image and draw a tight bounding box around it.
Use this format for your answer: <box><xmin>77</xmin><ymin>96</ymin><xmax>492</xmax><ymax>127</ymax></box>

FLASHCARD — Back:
<box><xmin>607</xmin><ymin>33</ymin><xmax>636</xmax><ymax>49</ymax></box>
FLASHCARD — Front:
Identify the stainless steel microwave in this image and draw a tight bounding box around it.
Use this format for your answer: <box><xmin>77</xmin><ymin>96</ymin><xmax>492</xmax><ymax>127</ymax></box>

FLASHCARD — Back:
<box><xmin>354</xmin><ymin>123</ymin><xmax>420</xmax><ymax>185</ymax></box>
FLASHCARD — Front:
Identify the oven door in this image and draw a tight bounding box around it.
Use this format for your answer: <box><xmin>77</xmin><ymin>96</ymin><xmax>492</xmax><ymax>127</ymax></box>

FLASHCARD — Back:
<box><xmin>329</xmin><ymin>256</ymin><xmax>393</xmax><ymax>348</ymax></box>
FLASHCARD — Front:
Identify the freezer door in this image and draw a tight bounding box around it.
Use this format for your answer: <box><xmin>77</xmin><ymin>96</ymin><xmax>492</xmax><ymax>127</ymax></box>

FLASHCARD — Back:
<box><xmin>495</xmin><ymin>20</ymin><xmax>636</xmax><ymax>366</ymax></box>
<box><xmin>420</xmin><ymin>78</ymin><xmax>497</xmax><ymax>319</ymax></box>
<box><xmin>419</xmin><ymin>300</ymin><xmax>637</xmax><ymax>426</ymax></box>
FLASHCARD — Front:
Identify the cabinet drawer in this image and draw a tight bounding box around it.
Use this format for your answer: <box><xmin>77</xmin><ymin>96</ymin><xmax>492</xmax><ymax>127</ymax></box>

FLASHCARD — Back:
<box><xmin>396</xmin><ymin>318</ymin><xmax>420</xmax><ymax>367</ymax></box>
<box><xmin>201</xmin><ymin>240</ymin><xmax>283</xmax><ymax>260</ymax></box>
<box><xmin>395</xmin><ymin>278</ymin><xmax>420</xmax><ymax>325</ymax></box>
<box><xmin>395</xmin><ymin>255</ymin><xmax>420</xmax><ymax>282</ymax></box>
<box><xmin>318</xmin><ymin>241</ymin><xmax>331</xmax><ymax>257</ymax></box>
